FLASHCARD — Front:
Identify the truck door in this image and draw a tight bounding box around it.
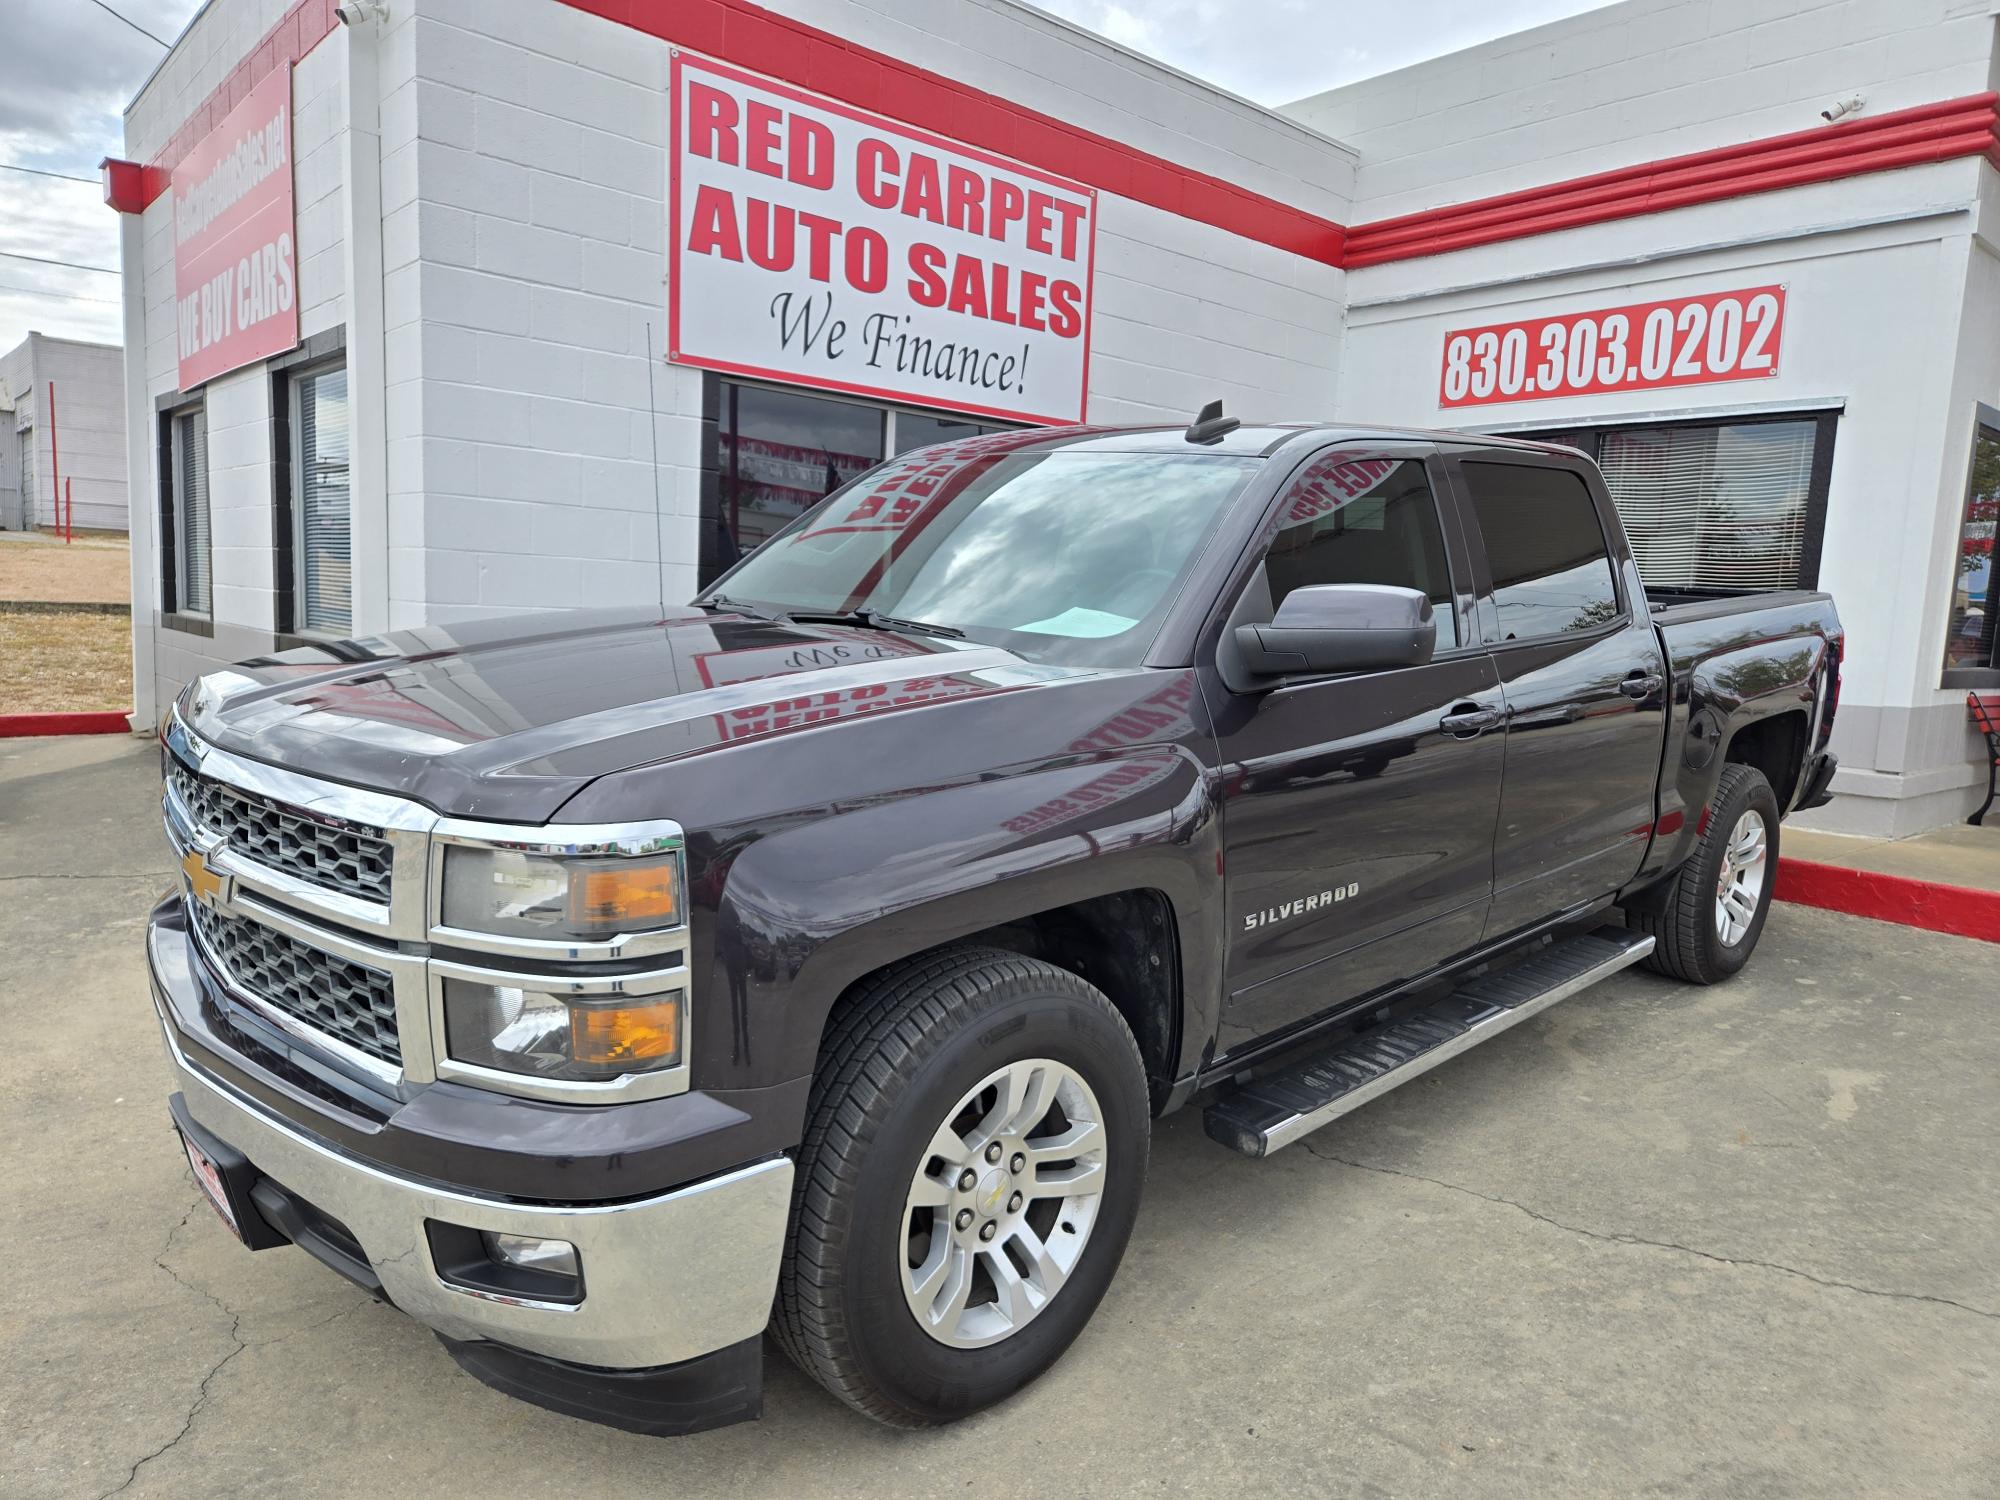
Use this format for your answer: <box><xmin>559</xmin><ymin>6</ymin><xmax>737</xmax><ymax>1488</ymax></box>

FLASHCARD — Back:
<box><xmin>1445</xmin><ymin>454</ymin><xmax>1668</xmax><ymax>939</ymax></box>
<box><xmin>1208</xmin><ymin>449</ymin><xmax>1505</xmax><ymax>1055</ymax></box>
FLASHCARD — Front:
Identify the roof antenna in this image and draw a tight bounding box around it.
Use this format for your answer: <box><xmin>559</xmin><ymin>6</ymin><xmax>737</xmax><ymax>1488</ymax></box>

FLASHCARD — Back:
<box><xmin>1185</xmin><ymin>399</ymin><xmax>1240</xmax><ymax>445</ymax></box>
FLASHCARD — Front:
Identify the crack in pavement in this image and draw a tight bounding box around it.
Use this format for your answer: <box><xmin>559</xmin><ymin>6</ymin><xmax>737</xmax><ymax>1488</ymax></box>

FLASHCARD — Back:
<box><xmin>1301</xmin><ymin>1143</ymin><xmax>2000</xmax><ymax>1322</ymax></box>
<box><xmin>94</xmin><ymin>1194</ymin><xmax>372</xmax><ymax>1499</ymax></box>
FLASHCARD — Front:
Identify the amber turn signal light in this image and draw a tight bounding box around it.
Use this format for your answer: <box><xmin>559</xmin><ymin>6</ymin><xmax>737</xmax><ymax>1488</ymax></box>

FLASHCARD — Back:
<box><xmin>570</xmin><ymin>858</ymin><xmax>680</xmax><ymax>930</ymax></box>
<box><xmin>570</xmin><ymin>995</ymin><xmax>682</xmax><ymax>1070</ymax></box>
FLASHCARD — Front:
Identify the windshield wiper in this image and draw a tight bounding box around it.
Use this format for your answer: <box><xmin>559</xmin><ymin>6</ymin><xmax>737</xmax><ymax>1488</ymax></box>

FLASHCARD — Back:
<box><xmin>794</xmin><ymin>608</ymin><xmax>966</xmax><ymax>640</ymax></box>
<box><xmin>695</xmin><ymin>593</ymin><xmax>790</xmax><ymax>623</ymax></box>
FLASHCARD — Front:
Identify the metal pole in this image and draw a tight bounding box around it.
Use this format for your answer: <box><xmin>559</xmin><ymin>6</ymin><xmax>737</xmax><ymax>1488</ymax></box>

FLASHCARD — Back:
<box><xmin>65</xmin><ymin>477</ymin><xmax>73</xmax><ymax>543</ymax></box>
<box><xmin>45</xmin><ymin>380</ymin><xmax>59</xmax><ymax>539</ymax></box>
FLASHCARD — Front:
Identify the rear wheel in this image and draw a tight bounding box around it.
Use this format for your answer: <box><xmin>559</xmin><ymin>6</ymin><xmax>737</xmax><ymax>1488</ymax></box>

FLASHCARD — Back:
<box><xmin>773</xmin><ymin>947</ymin><xmax>1149</xmax><ymax>1427</ymax></box>
<box><xmin>1628</xmin><ymin>762</ymin><xmax>1780</xmax><ymax>983</ymax></box>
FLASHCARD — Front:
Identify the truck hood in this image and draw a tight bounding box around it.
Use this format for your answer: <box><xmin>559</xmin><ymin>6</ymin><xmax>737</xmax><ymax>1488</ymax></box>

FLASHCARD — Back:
<box><xmin>180</xmin><ymin>607</ymin><xmax>1083</xmax><ymax>821</ymax></box>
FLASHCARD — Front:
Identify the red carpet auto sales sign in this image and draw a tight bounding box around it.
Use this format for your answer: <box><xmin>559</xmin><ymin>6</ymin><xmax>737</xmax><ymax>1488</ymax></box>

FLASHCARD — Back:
<box><xmin>173</xmin><ymin>66</ymin><xmax>299</xmax><ymax>391</ymax></box>
<box><xmin>670</xmin><ymin>53</ymin><xmax>1096</xmax><ymax>425</ymax></box>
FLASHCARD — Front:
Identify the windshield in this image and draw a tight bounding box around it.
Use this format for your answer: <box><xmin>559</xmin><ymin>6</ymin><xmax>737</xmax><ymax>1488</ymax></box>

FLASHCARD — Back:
<box><xmin>699</xmin><ymin>435</ymin><xmax>1260</xmax><ymax>667</ymax></box>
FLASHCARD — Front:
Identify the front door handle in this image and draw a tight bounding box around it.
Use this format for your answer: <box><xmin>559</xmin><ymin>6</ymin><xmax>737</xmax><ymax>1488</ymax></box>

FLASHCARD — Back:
<box><xmin>1440</xmin><ymin>705</ymin><xmax>1501</xmax><ymax>736</ymax></box>
<box><xmin>1620</xmin><ymin>671</ymin><xmax>1664</xmax><ymax>700</ymax></box>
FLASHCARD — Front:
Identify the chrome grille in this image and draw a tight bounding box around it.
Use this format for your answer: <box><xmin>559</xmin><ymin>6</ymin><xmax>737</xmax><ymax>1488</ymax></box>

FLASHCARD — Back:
<box><xmin>169</xmin><ymin>758</ymin><xmax>393</xmax><ymax>904</ymax></box>
<box><xmin>191</xmin><ymin>901</ymin><xmax>401</xmax><ymax>1066</ymax></box>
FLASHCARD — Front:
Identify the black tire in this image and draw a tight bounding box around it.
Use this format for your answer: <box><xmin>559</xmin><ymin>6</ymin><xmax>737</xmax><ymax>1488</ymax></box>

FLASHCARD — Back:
<box><xmin>772</xmin><ymin>946</ymin><xmax>1149</xmax><ymax>1427</ymax></box>
<box><xmin>1628</xmin><ymin>763</ymin><xmax>1780</xmax><ymax>983</ymax></box>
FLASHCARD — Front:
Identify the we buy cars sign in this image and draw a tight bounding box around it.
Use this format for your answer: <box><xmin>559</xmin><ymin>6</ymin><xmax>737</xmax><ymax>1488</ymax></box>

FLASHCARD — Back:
<box><xmin>174</xmin><ymin>66</ymin><xmax>298</xmax><ymax>390</ymax></box>
<box><xmin>670</xmin><ymin>53</ymin><xmax>1095</xmax><ymax>425</ymax></box>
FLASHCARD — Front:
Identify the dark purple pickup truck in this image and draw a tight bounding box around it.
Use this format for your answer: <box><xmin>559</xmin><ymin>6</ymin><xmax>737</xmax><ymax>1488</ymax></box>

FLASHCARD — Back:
<box><xmin>149</xmin><ymin>414</ymin><xmax>1840</xmax><ymax>1434</ymax></box>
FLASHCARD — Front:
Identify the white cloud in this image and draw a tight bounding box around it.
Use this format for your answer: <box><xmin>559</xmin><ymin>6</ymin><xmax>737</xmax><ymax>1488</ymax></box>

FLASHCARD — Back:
<box><xmin>0</xmin><ymin>0</ymin><xmax>201</xmax><ymax>356</ymax></box>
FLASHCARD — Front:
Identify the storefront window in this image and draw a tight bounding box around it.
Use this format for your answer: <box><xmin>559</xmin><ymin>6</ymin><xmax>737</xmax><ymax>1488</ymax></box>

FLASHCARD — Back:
<box><xmin>162</xmin><ymin>403</ymin><xmax>211</xmax><ymax>618</ymax></box>
<box><xmin>1598</xmin><ymin>420</ymin><xmax>1814</xmax><ymax>590</ymax></box>
<box><xmin>893</xmin><ymin>412</ymin><xmax>999</xmax><ymax>454</ymax></box>
<box><xmin>1520</xmin><ymin>413</ymin><xmax>1833</xmax><ymax>595</ymax></box>
<box><xmin>1943</xmin><ymin>415</ymin><xmax>2000</xmax><ymax>680</ymax></box>
<box><xmin>717</xmin><ymin>384</ymin><xmax>885</xmax><ymax>570</ymax></box>
<box><xmin>706</xmin><ymin>380</ymin><xmax>1016</xmax><ymax>584</ymax></box>
<box><xmin>292</xmin><ymin>364</ymin><xmax>351</xmax><ymax>634</ymax></box>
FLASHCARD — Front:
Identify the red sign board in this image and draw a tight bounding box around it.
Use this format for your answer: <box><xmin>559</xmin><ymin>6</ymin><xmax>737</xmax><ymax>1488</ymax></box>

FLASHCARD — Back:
<box><xmin>174</xmin><ymin>66</ymin><xmax>299</xmax><ymax>390</ymax></box>
<box><xmin>1438</xmin><ymin>286</ymin><xmax>1786</xmax><ymax>409</ymax></box>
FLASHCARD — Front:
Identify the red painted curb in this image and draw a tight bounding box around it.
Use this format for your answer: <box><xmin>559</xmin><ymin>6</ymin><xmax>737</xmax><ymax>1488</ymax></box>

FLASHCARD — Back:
<box><xmin>0</xmin><ymin>711</ymin><xmax>134</xmax><ymax>739</ymax></box>
<box><xmin>1774</xmin><ymin>857</ymin><xmax>2000</xmax><ymax>945</ymax></box>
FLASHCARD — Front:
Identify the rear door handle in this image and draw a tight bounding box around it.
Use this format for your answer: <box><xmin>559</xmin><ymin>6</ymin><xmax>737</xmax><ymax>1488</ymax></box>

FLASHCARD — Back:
<box><xmin>1620</xmin><ymin>672</ymin><xmax>1664</xmax><ymax>700</ymax></box>
<box><xmin>1440</xmin><ymin>705</ymin><xmax>1501</xmax><ymax>736</ymax></box>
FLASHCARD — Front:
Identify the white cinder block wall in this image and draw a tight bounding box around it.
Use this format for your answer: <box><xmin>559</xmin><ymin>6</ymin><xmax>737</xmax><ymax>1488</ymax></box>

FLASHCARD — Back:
<box><xmin>125</xmin><ymin>0</ymin><xmax>1352</xmax><ymax>702</ymax></box>
<box><xmin>128</xmin><ymin>1</ymin><xmax>355</xmax><ymax>710</ymax></box>
<box><xmin>392</xmin><ymin>0</ymin><xmax>1352</xmax><ymax>626</ymax></box>
<box><xmin>1286</xmin><ymin>0</ymin><xmax>2000</xmax><ymax>835</ymax></box>
<box><xmin>1285</xmin><ymin>0</ymin><xmax>1994</xmax><ymax>218</ymax></box>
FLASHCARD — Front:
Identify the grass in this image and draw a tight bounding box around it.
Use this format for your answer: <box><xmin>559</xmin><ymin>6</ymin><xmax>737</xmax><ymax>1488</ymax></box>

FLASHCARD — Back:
<box><xmin>0</xmin><ymin>531</ymin><xmax>131</xmax><ymax>605</ymax></box>
<box><xmin>0</xmin><ymin>609</ymin><xmax>132</xmax><ymax>714</ymax></box>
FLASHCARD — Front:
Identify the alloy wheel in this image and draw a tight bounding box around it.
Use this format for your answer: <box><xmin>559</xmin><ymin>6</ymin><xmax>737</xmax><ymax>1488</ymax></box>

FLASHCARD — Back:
<box><xmin>1714</xmin><ymin>808</ymin><xmax>1769</xmax><ymax>946</ymax></box>
<box><xmin>900</xmin><ymin>1058</ymin><xmax>1108</xmax><ymax>1349</ymax></box>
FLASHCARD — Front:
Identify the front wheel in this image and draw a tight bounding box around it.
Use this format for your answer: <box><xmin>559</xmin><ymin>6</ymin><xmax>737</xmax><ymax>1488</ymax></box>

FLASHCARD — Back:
<box><xmin>1628</xmin><ymin>762</ymin><xmax>1780</xmax><ymax>983</ymax></box>
<box><xmin>773</xmin><ymin>948</ymin><xmax>1149</xmax><ymax>1427</ymax></box>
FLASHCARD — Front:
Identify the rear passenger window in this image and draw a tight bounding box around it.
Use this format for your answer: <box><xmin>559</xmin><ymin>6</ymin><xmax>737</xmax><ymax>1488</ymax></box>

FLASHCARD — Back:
<box><xmin>1262</xmin><ymin>457</ymin><xmax>1459</xmax><ymax>651</ymax></box>
<box><xmin>1460</xmin><ymin>463</ymin><xmax>1621</xmax><ymax>640</ymax></box>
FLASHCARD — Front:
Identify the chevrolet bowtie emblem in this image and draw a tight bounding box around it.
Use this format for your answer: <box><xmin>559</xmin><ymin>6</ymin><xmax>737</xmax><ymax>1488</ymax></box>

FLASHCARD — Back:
<box><xmin>181</xmin><ymin>844</ymin><xmax>232</xmax><ymax>908</ymax></box>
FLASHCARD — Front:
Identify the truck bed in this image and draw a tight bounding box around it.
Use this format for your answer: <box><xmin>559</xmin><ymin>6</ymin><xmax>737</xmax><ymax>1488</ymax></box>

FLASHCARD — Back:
<box><xmin>1647</xmin><ymin>587</ymin><xmax>1834</xmax><ymax>630</ymax></box>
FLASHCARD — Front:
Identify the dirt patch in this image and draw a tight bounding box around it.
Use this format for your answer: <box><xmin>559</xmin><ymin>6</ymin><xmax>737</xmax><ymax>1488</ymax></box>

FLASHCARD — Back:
<box><xmin>0</xmin><ymin>608</ymin><xmax>132</xmax><ymax>714</ymax></box>
<box><xmin>0</xmin><ymin>533</ymin><xmax>131</xmax><ymax>606</ymax></box>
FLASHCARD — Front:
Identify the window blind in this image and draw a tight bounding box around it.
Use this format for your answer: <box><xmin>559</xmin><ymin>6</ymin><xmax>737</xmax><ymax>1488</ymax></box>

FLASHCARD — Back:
<box><xmin>297</xmin><ymin>366</ymin><xmax>351</xmax><ymax>633</ymax></box>
<box><xmin>175</xmin><ymin>409</ymin><xmax>211</xmax><ymax>613</ymax></box>
<box><xmin>1597</xmin><ymin>420</ymin><xmax>1815</xmax><ymax>590</ymax></box>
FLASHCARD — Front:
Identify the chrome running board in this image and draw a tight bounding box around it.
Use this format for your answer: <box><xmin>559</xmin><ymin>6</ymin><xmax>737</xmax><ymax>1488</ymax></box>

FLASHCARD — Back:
<box><xmin>1203</xmin><ymin>926</ymin><xmax>1655</xmax><ymax>1158</ymax></box>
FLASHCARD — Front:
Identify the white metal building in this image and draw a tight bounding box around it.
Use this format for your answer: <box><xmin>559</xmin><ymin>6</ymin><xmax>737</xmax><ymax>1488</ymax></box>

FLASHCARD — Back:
<box><xmin>0</xmin><ymin>333</ymin><xmax>130</xmax><ymax>533</ymax></box>
<box><xmin>106</xmin><ymin>0</ymin><xmax>2000</xmax><ymax>836</ymax></box>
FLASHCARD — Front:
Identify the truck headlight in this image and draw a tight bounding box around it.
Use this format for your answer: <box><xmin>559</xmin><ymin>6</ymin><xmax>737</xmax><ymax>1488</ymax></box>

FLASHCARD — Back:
<box><xmin>441</xmin><ymin>978</ymin><xmax>683</xmax><ymax>1082</ymax></box>
<box><xmin>440</xmin><ymin>846</ymin><xmax>682</xmax><ymax>939</ymax></box>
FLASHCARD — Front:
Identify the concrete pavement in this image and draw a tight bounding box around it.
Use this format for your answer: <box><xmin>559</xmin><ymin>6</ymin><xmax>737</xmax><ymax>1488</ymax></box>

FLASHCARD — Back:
<box><xmin>3</xmin><ymin>734</ymin><xmax>1995</xmax><ymax>1498</ymax></box>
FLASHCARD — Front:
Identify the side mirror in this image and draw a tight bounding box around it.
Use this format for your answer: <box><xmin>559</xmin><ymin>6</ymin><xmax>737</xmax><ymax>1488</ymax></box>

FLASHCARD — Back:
<box><xmin>1233</xmin><ymin>583</ymin><xmax>1437</xmax><ymax>677</ymax></box>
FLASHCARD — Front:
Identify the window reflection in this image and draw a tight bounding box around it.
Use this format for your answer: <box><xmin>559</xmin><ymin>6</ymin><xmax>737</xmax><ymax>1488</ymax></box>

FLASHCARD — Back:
<box><xmin>715</xmin><ymin>384</ymin><xmax>885</xmax><ymax>573</ymax></box>
<box><xmin>894</xmin><ymin>411</ymin><xmax>1000</xmax><ymax>454</ymax></box>
<box><xmin>1945</xmin><ymin>422</ymin><xmax>2000</xmax><ymax>674</ymax></box>
<box><xmin>1461</xmin><ymin>463</ymin><xmax>1621</xmax><ymax>640</ymax></box>
<box><xmin>1262</xmin><ymin>457</ymin><xmax>1460</xmax><ymax>651</ymax></box>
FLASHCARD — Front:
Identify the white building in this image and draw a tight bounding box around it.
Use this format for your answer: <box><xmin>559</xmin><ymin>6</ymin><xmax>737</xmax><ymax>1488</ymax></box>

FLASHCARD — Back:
<box><xmin>0</xmin><ymin>333</ymin><xmax>130</xmax><ymax>533</ymax></box>
<box><xmin>107</xmin><ymin>0</ymin><xmax>2000</xmax><ymax>836</ymax></box>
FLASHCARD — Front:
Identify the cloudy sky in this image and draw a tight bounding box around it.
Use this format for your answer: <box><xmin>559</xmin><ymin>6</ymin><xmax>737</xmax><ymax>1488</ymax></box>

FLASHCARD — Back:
<box><xmin>0</xmin><ymin>0</ymin><xmax>1612</xmax><ymax>356</ymax></box>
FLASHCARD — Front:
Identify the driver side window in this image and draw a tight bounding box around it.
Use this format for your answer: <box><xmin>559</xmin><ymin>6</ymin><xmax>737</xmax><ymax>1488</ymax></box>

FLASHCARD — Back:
<box><xmin>1263</xmin><ymin>456</ymin><xmax>1460</xmax><ymax>651</ymax></box>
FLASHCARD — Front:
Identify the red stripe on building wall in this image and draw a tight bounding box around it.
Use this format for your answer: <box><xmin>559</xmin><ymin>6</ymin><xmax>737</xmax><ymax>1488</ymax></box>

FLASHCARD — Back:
<box><xmin>1344</xmin><ymin>92</ymin><xmax>2000</xmax><ymax>268</ymax></box>
<box><xmin>554</xmin><ymin>0</ymin><xmax>1349</xmax><ymax>266</ymax></box>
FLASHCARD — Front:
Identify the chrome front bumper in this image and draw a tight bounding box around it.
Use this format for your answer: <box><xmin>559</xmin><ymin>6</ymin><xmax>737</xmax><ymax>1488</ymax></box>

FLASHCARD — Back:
<box><xmin>153</xmin><ymin>971</ymin><xmax>792</xmax><ymax>1371</ymax></box>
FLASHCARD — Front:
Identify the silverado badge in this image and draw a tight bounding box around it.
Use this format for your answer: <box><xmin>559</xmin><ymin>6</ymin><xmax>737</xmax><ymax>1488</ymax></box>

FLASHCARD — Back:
<box><xmin>1244</xmin><ymin>884</ymin><xmax>1360</xmax><ymax>931</ymax></box>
